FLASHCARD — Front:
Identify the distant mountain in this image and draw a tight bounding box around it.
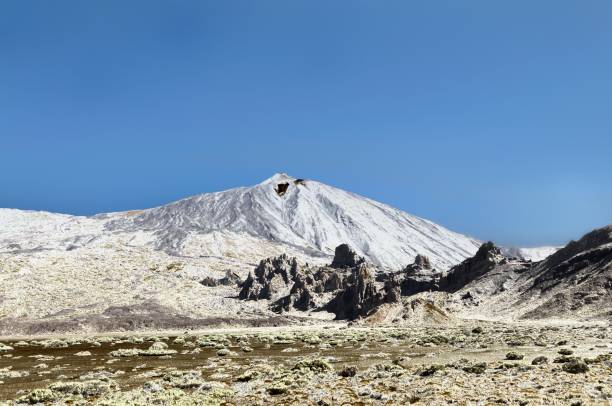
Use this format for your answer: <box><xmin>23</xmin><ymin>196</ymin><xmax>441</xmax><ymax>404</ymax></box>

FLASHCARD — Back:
<box><xmin>501</xmin><ymin>246</ymin><xmax>560</xmax><ymax>262</ymax></box>
<box><xmin>1</xmin><ymin>173</ymin><xmax>480</xmax><ymax>270</ymax></box>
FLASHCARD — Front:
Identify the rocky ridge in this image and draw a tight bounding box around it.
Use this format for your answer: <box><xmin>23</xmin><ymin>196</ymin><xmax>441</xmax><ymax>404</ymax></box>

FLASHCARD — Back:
<box><xmin>239</xmin><ymin>244</ymin><xmax>451</xmax><ymax>322</ymax></box>
<box><xmin>1</xmin><ymin>173</ymin><xmax>481</xmax><ymax>271</ymax></box>
<box><xmin>446</xmin><ymin>225</ymin><xmax>612</xmax><ymax>321</ymax></box>
<box><xmin>238</xmin><ymin>225</ymin><xmax>612</xmax><ymax>323</ymax></box>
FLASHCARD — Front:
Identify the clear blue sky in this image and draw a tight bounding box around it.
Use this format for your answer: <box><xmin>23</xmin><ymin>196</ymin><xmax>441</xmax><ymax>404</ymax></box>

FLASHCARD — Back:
<box><xmin>1</xmin><ymin>1</ymin><xmax>611</xmax><ymax>247</ymax></box>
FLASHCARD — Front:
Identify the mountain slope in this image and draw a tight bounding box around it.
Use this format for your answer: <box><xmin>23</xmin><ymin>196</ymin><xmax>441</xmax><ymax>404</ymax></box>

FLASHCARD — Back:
<box><xmin>446</xmin><ymin>225</ymin><xmax>612</xmax><ymax>321</ymax></box>
<box><xmin>101</xmin><ymin>173</ymin><xmax>480</xmax><ymax>269</ymax></box>
<box><xmin>0</xmin><ymin>173</ymin><xmax>482</xmax><ymax>334</ymax></box>
<box><xmin>1</xmin><ymin>174</ymin><xmax>479</xmax><ymax>270</ymax></box>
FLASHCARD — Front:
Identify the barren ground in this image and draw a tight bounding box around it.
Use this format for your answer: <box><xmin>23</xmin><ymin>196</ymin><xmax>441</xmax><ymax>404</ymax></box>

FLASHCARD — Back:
<box><xmin>0</xmin><ymin>322</ymin><xmax>610</xmax><ymax>405</ymax></box>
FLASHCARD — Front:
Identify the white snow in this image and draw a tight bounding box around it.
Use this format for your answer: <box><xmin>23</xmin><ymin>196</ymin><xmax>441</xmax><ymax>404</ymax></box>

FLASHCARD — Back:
<box><xmin>502</xmin><ymin>246</ymin><xmax>560</xmax><ymax>262</ymax></box>
<box><xmin>102</xmin><ymin>173</ymin><xmax>481</xmax><ymax>269</ymax></box>
<box><xmin>1</xmin><ymin>173</ymin><xmax>481</xmax><ymax>270</ymax></box>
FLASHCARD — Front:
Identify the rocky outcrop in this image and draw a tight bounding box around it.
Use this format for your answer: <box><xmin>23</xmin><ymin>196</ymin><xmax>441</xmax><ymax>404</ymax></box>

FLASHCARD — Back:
<box><xmin>441</xmin><ymin>225</ymin><xmax>612</xmax><ymax>321</ymax></box>
<box><xmin>238</xmin><ymin>226</ymin><xmax>612</xmax><ymax>323</ymax></box>
<box><xmin>540</xmin><ymin>226</ymin><xmax>612</xmax><ymax>271</ymax></box>
<box><xmin>271</xmin><ymin>267</ymin><xmax>349</xmax><ymax>312</ymax></box>
<box><xmin>200</xmin><ymin>270</ymin><xmax>242</xmax><ymax>287</ymax></box>
<box><xmin>413</xmin><ymin>254</ymin><xmax>432</xmax><ymax>270</ymax></box>
<box><xmin>374</xmin><ymin>254</ymin><xmax>439</xmax><ymax>296</ymax></box>
<box><xmin>240</xmin><ymin>244</ymin><xmax>404</xmax><ymax>320</ymax></box>
<box><xmin>398</xmin><ymin>255</ymin><xmax>438</xmax><ymax>295</ymax></box>
<box><xmin>237</xmin><ymin>226</ymin><xmax>612</xmax><ymax>322</ymax></box>
<box><xmin>517</xmin><ymin>225</ymin><xmax>612</xmax><ymax>319</ymax></box>
<box><xmin>439</xmin><ymin>242</ymin><xmax>506</xmax><ymax>293</ymax></box>
<box><xmin>238</xmin><ymin>254</ymin><xmax>300</xmax><ymax>301</ymax></box>
<box><xmin>271</xmin><ymin>276</ymin><xmax>318</xmax><ymax>312</ymax></box>
<box><xmin>330</xmin><ymin>244</ymin><xmax>365</xmax><ymax>269</ymax></box>
<box><xmin>325</xmin><ymin>264</ymin><xmax>390</xmax><ymax>320</ymax></box>
<box><xmin>531</xmin><ymin>243</ymin><xmax>612</xmax><ymax>292</ymax></box>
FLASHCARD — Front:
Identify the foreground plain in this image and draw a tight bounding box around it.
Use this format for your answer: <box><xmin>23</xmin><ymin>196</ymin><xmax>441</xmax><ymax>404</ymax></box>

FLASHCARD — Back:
<box><xmin>0</xmin><ymin>323</ymin><xmax>610</xmax><ymax>405</ymax></box>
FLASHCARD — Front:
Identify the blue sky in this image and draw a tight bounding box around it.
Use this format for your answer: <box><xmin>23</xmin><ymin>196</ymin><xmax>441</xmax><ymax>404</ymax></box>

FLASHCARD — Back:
<box><xmin>1</xmin><ymin>1</ymin><xmax>611</xmax><ymax>247</ymax></box>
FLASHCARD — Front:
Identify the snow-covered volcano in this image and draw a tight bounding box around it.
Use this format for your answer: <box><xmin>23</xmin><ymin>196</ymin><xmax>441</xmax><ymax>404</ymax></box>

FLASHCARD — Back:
<box><xmin>1</xmin><ymin>173</ymin><xmax>480</xmax><ymax>270</ymax></box>
<box><xmin>105</xmin><ymin>173</ymin><xmax>481</xmax><ymax>269</ymax></box>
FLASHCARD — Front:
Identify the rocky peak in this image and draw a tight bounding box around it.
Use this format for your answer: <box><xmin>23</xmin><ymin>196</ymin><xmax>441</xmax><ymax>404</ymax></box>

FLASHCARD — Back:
<box><xmin>253</xmin><ymin>254</ymin><xmax>298</xmax><ymax>282</ymax></box>
<box><xmin>524</xmin><ymin>225</ymin><xmax>612</xmax><ymax>296</ymax></box>
<box><xmin>324</xmin><ymin>264</ymin><xmax>402</xmax><ymax>320</ymax></box>
<box><xmin>473</xmin><ymin>241</ymin><xmax>504</xmax><ymax>263</ymax></box>
<box><xmin>373</xmin><ymin>253</ymin><xmax>438</xmax><ymax>296</ymax></box>
<box><xmin>413</xmin><ymin>254</ymin><xmax>432</xmax><ymax>270</ymax></box>
<box><xmin>542</xmin><ymin>225</ymin><xmax>612</xmax><ymax>270</ymax></box>
<box><xmin>239</xmin><ymin>254</ymin><xmax>301</xmax><ymax>301</ymax></box>
<box><xmin>331</xmin><ymin>244</ymin><xmax>365</xmax><ymax>269</ymax></box>
<box><xmin>439</xmin><ymin>241</ymin><xmax>506</xmax><ymax>293</ymax></box>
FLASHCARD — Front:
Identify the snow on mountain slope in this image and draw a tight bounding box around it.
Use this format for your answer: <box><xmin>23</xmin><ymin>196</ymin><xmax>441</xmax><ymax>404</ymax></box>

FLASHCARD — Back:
<box><xmin>501</xmin><ymin>246</ymin><xmax>560</xmax><ymax>262</ymax></box>
<box><xmin>0</xmin><ymin>174</ymin><xmax>480</xmax><ymax>270</ymax></box>
<box><xmin>0</xmin><ymin>208</ymin><xmax>104</xmax><ymax>252</ymax></box>
<box><xmin>0</xmin><ymin>173</ymin><xmax>482</xmax><ymax>330</ymax></box>
<box><xmin>103</xmin><ymin>173</ymin><xmax>480</xmax><ymax>269</ymax></box>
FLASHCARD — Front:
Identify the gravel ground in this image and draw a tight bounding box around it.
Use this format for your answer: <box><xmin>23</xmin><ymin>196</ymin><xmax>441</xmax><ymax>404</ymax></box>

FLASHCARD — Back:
<box><xmin>0</xmin><ymin>322</ymin><xmax>610</xmax><ymax>405</ymax></box>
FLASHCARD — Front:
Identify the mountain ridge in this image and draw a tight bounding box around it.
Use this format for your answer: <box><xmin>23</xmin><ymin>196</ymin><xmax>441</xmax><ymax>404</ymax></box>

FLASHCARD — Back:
<box><xmin>1</xmin><ymin>173</ymin><xmax>482</xmax><ymax>270</ymax></box>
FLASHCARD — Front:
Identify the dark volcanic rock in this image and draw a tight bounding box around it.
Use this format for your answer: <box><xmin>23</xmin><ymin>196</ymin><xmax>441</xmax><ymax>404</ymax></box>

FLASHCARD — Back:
<box><xmin>242</xmin><ymin>246</ymin><xmax>426</xmax><ymax>320</ymax></box>
<box><xmin>239</xmin><ymin>226</ymin><xmax>612</xmax><ymax>322</ymax></box>
<box><xmin>239</xmin><ymin>254</ymin><xmax>300</xmax><ymax>301</ymax></box>
<box><xmin>374</xmin><ymin>254</ymin><xmax>439</xmax><ymax>296</ymax></box>
<box><xmin>542</xmin><ymin>225</ymin><xmax>612</xmax><ymax>270</ymax></box>
<box><xmin>271</xmin><ymin>266</ymin><xmax>350</xmax><ymax>312</ymax></box>
<box><xmin>439</xmin><ymin>242</ymin><xmax>506</xmax><ymax>293</ymax></box>
<box><xmin>200</xmin><ymin>270</ymin><xmax>242</xmax><ymax>287</ymax></box>
<box><xmin>331</xmin><ymin>244</ymin><xmax>365</xmax><ymax>269</ymax></box>
<box><xmin>531</xmin><ymin>242</ymin><xmax>612</xmax><ymax>292</ymax></box>
<box><xmin>414</xmin><ymin>254</ymin><xmax>432</xmax><ymax>270</ymax></box>
<box><xmin>271</xmin><ymin>274</ymin><xmax>318</xmax><ymax>312</ymax></box>
<box><xmin>325</xmin><ymin>264</ymin><xmax>399</xmax><ymax>320</ymax></box>
<box><xmin>383</xmin><ymin>276</ymin><xmax>402</xmax><ymax>303</ymax></box>
<box><xmin>439</xmin><ymin>225</ymin><xmax>612</xmax><ymax>321</ymax></box>
<box><xmin>519</xmin><ymin>225</ymin><xmax>612</xmax><ymax>319</ymax></box>
<box><xmin>399</xmin><ymin>255</ymin><xmax>438</xmax><ymax>295</ymax></box>
<box><xmin>241</xmin><ymin>245</ymin><xmax>363</xmax><ymax>314</ymax></box>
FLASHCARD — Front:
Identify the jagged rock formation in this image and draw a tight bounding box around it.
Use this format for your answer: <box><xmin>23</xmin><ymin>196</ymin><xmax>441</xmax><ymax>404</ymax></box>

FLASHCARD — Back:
<box><xmin>439</xmin><ymin>242</ymin><xmax>508</xmax><ymax>293</ymax></box>
<box><xmin>517</xmin><ymin>226</ymin><xmax>612</xmax><ymax>319</ymax></box>
<box><xmin>413</xmin><ymin>254</ymin><xmax>432</xmax><ymax>270</ymax></box>
<box><xmin>371</xmin><ymin>254</ymin><xmax>440</xmax><ymax>296</ymax></box>
<box><xmin>398</xmin><ymin>254</ymin><xmax>439</xmax><ymax>295</ymax></box>
<box><xmin>271</xmin><ymin>276</ymin><xmax>318</xmax><ymax>312</ymax></box>
<box><xmin>240</xmin><ymin>244</ymin><xmax>404</xmax><ymax>320</ymax></box>
<box><xmin>236</xmin><ymin>225</ymin><xmax>612</xmax><ymax>323</ymax></box>
<box><xmin>535</xmin><ymin>226</ymin><xmax>612</xmax><ymax>271</ymax></box>
<box><xmin>330</xmin><ymin>244</ymin><xmax>365</xmax><ymax>268</ymax></box>
<box><xmin>238</xmin><ymin>225</ymin><xmax>612</xmax><ymax>323</ymax></box>
<box><xmin>444</xmin><ymin>226</ymin><xmax>612</xmax><ymax>321</ymax></box>
<box><xmin>325</xmin><ymin>265</ymin><xmax>390</xmax><ymax>319</ymax></box>
<box><xmin>271</xmin><ymin>267</ymin><xmax>348</xmax><ymax>312</ymax></box>
<box><xmin>238</xmin><ymin>255</ymin><xmax>300</xmax><ymax>301</ymax></box>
